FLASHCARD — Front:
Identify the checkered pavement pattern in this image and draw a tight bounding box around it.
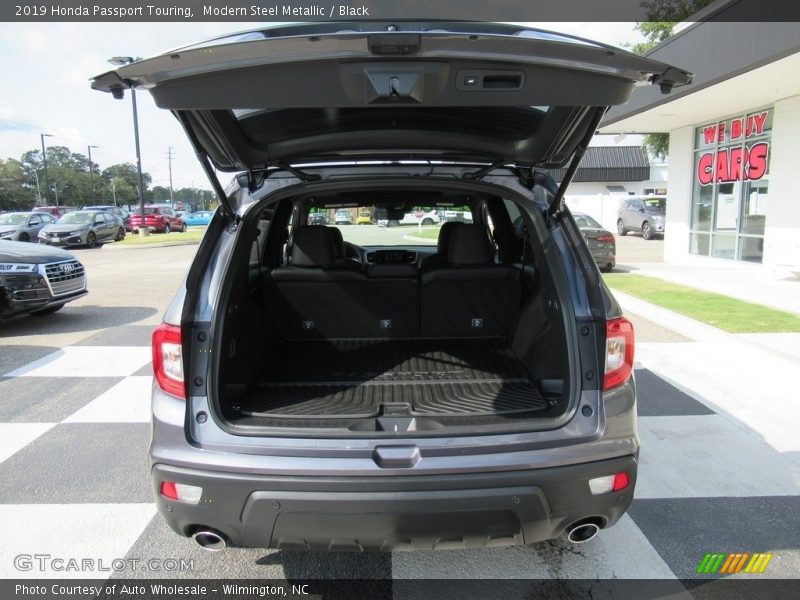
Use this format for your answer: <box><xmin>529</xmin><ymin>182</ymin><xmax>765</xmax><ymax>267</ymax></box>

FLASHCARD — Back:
<box><xmin>0</xmin><ymin>321</ymin><xmax>798</xmax><ymax>581</ymax></box>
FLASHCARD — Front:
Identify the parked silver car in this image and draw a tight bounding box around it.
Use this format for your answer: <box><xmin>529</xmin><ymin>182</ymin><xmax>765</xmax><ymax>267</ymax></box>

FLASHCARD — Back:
<box><xmin>38</xmin><ymin>210</ymin><xmax>125</xmax><ymax>248</ymax></box>
<box><xmin>0</xmin><ymin>212</ymin><xmax>55</xmax><ymax>242</ymax></box>
<box><xmin>617</xmin><ymin>196</ymin><xmax>666</xmax><ymax>240</ymax></box>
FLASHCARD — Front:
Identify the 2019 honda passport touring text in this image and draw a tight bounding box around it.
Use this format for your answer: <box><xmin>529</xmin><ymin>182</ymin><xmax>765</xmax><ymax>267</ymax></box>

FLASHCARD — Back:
<box><xmin>92</xmin><ymin>22</ymin><xmax>690</xmax><ymax>551</ymax></box>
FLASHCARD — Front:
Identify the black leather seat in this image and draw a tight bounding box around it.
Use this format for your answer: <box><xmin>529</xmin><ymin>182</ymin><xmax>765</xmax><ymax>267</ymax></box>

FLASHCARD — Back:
<box><xmin>268</xmin><ymin>226</ymin><xmax>418</xmax><ymax>338</ymax></box>
<box><xmin>420</xmin><ymin>224</ymin><xmax>521</xmax><ymax>337</ymax></box>
<box><xmin>419</xmin><ymin>221</ymin><xmax>462</xmax><ymax>272</ymax></box>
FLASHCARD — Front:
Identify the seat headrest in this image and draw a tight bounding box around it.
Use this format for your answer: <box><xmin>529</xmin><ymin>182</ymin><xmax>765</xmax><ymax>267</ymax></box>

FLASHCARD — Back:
<box><xmin>447</xmin><ymin>224</ymin><xmax>494</xmax><ymax>266</ymax></box>
<box><xmin>291</xmin><ymin>226</ymin><xmax>336</xmax><ymax>267</ymax></box>
<box><xmin>329</xmin><ymin>226</ymin><xmax>346</xmax><ymax>258</ymax></box>
<box><xmin>437</xmin><ymin>221</ymin><xmax>462</xmax><ymax>254</ymax></box>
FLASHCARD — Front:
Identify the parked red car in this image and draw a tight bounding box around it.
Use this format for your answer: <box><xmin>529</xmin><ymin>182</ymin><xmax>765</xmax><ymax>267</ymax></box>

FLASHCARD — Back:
<box><xmin>128</xmin><ymin>206</ymin><xmax>186</xmax><ymax>233</ymax></box>
<box><xmin>32</xmin><ymin>206</ymin><xmax>75</xmax><ymax>219</ymax></box>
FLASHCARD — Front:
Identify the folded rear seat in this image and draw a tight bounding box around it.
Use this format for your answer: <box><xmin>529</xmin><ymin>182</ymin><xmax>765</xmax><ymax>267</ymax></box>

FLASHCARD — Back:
<box><xmin>420</xmin><ymin>224</ymin><xmax>521</xmax><ymax>338</ymax></box>
<box><xmin>267</xmin><ymin>226</ymin><xmax>419</xmax><ymax>338</ymax></box>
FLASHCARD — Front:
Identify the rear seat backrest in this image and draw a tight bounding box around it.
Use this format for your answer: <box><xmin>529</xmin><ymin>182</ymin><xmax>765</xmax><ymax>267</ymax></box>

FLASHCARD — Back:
<box><xmin>267</xmin><ymin>226</ymin><xmax>419</xmax><ymax>338</ymax></box>
<box><xmin>420</xmin><ymin>224</ymin><xmax>521</xmax><ymax>338</ymax></box>
<box><xmin>419</xmin><ymin>221</ymin><xmax>462</xmax><ymax>272</ymax></box>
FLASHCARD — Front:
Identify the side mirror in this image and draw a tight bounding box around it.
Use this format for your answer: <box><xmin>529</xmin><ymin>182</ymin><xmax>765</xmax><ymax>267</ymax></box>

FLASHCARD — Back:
<box><xmin>94</xmin><ymin>219</ymin><xmax>102</xmax><ymax>225</ymax></box>
<box><xmin>638</xmin><ymin>207</ymin><xmax>646</xmax><ymax>213</ymax></box>
<box><xmin>29</xmin><ymin>219</ymin><xmax>40</xmax><ymax>226</ymax></box>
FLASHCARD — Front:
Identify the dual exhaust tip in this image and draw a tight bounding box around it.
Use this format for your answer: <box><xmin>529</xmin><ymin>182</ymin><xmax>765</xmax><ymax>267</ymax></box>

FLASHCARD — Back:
<box><xmin>192</xmin><ymin>520</ymin><xmax>600</xmax><ymax>551</ymax></box>
<box><xmin>192</xmin><ymin>528</ymin><xmax>227</xmax><ymax>551</ymax></box>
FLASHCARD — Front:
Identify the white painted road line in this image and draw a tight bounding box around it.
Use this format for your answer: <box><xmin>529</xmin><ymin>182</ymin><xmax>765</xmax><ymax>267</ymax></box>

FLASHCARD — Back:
<box><xmin>3</xmin><ymin>346</ymin><xmax>151</xmax><ymax>378</ymax></box>
<box><xmin>0</xmin><ymin>503</ymin><xmax>157</xmax><ymax>579</ymax></box>
<box><xmin>0</xmin><ymin>423</ymin><xmax>56</xmax><ymax>464</ymax></box>
<box><xmin>64</xmin><ymin>376</ymin><xmax>153</xmax><ymax>424</ymax></box>
<box><xmin>636</xmin><ymin>415</ymin><xmax>800</xmax><ymax>498</ymax></box>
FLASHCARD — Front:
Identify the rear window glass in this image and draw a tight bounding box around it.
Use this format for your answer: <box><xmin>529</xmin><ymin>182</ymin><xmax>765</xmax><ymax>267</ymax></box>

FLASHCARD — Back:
<box><xmin>573</xmin><ymin>214</ymin><xmax>602</xmax><ymax>229</ymax></box>
<box><xmin>236</xmin><ymin>107</ymin><xmax>549</xmax><ymax>144</ymax></box>
<box><xmin>306</xmin><ymin>205</ymin><xmax>444</xmax><ymax>246</ymax></box>
<box><xmin>644</xmin><ymin>198</ymin><xmax>666</xmax><ymax>210</ymax></box>
<box><xmin>58</xmin><ymin>212</ymin><xmax>94</xmax><ymax>224</ymax></box>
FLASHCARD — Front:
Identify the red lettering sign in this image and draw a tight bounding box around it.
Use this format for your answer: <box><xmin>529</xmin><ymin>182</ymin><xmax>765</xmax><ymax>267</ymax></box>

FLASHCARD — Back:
<box><xmin>698</xmin><ymin>153</ymin><xmax>714</xmax><ymax>185</ymax></box>
<box><xmin>731</xmin><ymin>118</ymin><xmax>743</xmax><ymax>140</ymax></box>
<box><xmin>695</xmin><ymin>142</ymin><xmax>769</xmax><ymax>185</ymax></box>
<box><xmin>703</xmin><ymin>125</ymin><xmax>717</xmax><ymax>145</ymax></box>
<box><xmin>746</xmin><ymin>142</ymin><xmax>769</xmax><ymax>179</ymax></box>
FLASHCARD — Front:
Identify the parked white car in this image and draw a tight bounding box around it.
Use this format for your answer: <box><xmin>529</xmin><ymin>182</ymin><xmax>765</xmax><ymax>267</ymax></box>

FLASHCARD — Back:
<box><xmin>378</xmin><ymin>209</ymin><xmax>440</xmax><ymax>227</ymax></box>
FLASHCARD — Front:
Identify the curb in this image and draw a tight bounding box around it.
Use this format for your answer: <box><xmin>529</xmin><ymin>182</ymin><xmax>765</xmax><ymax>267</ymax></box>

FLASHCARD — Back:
<box><xmin>613</xmin><ymin>289</ymin><xmax>800</xmax><ymax>364</ymax></box>
<box><xmin>106</xmin><ymin>240</ymin><xmax>201</xmax><ymax>250</ymax></box>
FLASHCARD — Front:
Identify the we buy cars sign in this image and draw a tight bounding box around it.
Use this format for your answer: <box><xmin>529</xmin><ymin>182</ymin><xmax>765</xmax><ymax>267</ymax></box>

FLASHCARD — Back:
<box><xmin>696</xmin><ymin>111</ymin><xmax>770</xmax><ymax>185</ymax></box>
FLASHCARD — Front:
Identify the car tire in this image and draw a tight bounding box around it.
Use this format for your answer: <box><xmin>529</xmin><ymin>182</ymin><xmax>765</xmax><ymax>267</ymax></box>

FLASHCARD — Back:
<box><xmin>600</xmin><ymin>263</ymin><xmax>614</xmax><ymax>273</ymax></box>
<box><xmin>181</xmin><ymin>223</ymin><xmax>187</xmax><ymax>233</ymax></box>
<box><xmin>19</xmin><ymin>232</ymin><xmax>29</xmax><ymax>242</ymax></box>
<box><xmin>616</xmin><ymin>219</ymin><xmax>626</xmax><ymax>236</ymax></box>
<box><xmin>642</xmin><ymin>221</ymin><xmax>653</xmax><ymax>240</ymax></box>
<box><xmin>422</xmin><ymin>218</ymin><xmax>434</xmax><ymax>226</ymax></box>
<box><xmin>164</xmin><ymin>224</ymin><xmax>171</xmax><ymax>234</ymax></box>
<box><xmin>115</xmin><ymin>227</ymin><xmax>125</xmax><ymax>242</ymax></box>
<box><xmin>30</xmin><ymin>304</ymin><xmax>64</xmax><ymax>316</ymax></box>
<box><xmin>86</xmin><ymin>232</ymin><xmax>97</xmax><ymax>248</ymax></box>
<box><xmin>387</xmin><ymin>220</ymin><xmax>399</xmax><ymax>228</ymax></box>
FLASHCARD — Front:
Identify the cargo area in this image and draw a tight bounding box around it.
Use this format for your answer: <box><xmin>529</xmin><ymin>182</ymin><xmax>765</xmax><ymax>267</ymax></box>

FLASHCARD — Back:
<box><xmin>235</xmin><ymin>337</ymin><xmax>550</xmax><ymax>419</ymax></box>
<box><xmin>213</xmin><ymin>186</ymin><xmax>576</xmax><ymax>435</ymax></box>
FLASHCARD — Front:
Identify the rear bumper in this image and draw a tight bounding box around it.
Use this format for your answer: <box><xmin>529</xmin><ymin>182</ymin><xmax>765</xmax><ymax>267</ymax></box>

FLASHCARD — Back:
<box><xmin>152</xmin><ymin>454</ymin><xmax>636</xmax><ymax>551</ymax></box>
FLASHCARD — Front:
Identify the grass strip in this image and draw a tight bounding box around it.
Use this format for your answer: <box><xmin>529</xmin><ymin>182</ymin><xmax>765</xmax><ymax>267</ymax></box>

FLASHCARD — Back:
<box><xmin>603</xmin><ymin>273</ymin><xmax>800</xmax><ymax>333</ymax></box>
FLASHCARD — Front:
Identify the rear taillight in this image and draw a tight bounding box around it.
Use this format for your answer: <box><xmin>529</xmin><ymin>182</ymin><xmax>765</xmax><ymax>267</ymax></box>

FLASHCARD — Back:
<box><xmin>152</xmin><ymin>322</ymin><xmax>185</xmax><ymax>399</ymax></box>
<box><xmin>597</xmin><ymin>234</ymin><xmax>615</xmax><ymax>243</ymax></box>
<box><xmin>603</xmin><ymin>317</ymin><xmax>635</xmax><ymax>391</ymax></box>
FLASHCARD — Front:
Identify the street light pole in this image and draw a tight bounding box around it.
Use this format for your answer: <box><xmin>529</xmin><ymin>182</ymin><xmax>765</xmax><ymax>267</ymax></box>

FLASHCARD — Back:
<box><xmin>130</xmin><ymin>87</ymin><xmax>148</xmax><ymax>236</ymax></box>
<box><xmin>87</xmin><ymin>145</ymin><xmax>99</xmax><ymax>204</ymax></box>
<box><xmin>108</xmin><ymin>56</ymin><xmax>148</xmax><ymax>236</ymax></box>
<box><xmin>40</xmin><ymin>133</ymin><xmax>53</xmax><ymax>205</ymax></box>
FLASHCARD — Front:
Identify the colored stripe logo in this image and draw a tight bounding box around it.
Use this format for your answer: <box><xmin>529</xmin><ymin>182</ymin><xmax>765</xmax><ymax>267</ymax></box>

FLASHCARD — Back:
<box><xmin>696</xmin><ymin>552</ymin><xmax>773</xmax><ymax>574</ymax></box>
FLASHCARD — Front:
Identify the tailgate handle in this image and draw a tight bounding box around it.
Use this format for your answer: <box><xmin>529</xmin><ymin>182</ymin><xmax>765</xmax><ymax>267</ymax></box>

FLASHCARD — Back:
<box><xmin>368</xmin><ymin>34</ymin><xmax>420</xmax><ymax>56</ymax></box>
<box><xmin>373</xmin><ymin>446</ymin><xmax>421</xmax><ymax>469</ymax></box>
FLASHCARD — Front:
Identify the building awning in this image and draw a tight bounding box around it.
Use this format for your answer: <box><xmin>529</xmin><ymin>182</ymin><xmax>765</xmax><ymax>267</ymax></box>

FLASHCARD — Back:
<box><xmin>547</xmin><ymin>146</ymin><xmax>650</xmax><ymax>182</ymax></box>
<box><xmin>599</xmin><ymin>13</ymin><xmax>800</xmax><ymax>134</ymax></box>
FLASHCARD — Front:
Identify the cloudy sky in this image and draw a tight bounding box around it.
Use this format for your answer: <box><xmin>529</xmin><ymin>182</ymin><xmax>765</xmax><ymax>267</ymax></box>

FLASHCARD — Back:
<box><xmin>0</xmin><ymin>21</ymin><xmax>646</xmax><ymax>192</ymax></box>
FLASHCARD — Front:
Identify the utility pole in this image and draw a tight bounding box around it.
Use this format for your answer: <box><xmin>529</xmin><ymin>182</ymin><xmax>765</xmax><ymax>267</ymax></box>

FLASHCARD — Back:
<box><xmin>110</xmin><ymin>179</ymin><xmax>117</xmax><ymax>206</ymax></box>
<box><xmin>33</xmin><ymin>171</ymin><xmax>42</xmax><ymax>205</ymax></box>
<box><xmin>40</xmin><ymin>133</ymin><xmax>53</xmax><ymax>205</ymax></box>
<box><xmin>87</xmin><ymin>145</ymin><xmax>99</xmax><ymax>204</ymax></box>
<box><xmin>166</xmin><ymin>146</ymin><xmax>175</xmax><ymax>206</ymax></box>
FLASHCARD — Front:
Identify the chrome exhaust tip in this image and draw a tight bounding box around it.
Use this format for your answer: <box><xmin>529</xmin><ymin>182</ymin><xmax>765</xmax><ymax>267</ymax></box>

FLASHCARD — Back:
<box><xmin>566</xmin><ymin>520</ymin><xmax>601</xmax><ymax>544</ymax></box>
<box><xmin>192</xmin><ymin>529</ymin><xmax>227</xmax><ymax>551</ymax></box>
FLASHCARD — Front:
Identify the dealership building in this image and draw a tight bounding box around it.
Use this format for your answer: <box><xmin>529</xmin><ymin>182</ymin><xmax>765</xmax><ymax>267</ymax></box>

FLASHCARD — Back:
<box><xmin>600</xmin><ymin>11</ymin><xmax>800</xmax><ymax>272</ymax></box>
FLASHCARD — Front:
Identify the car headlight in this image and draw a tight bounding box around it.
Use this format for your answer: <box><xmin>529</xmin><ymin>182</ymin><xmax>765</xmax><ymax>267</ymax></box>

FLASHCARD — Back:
<box><xmin>0</xmin><ymin>263</ymin><xmax>37</xmax><ymax>272</ymax></box>
<box><xmin>69</xmin><ymin>230</ymin><xmax>85</xmax><ymax>236</ymax></box>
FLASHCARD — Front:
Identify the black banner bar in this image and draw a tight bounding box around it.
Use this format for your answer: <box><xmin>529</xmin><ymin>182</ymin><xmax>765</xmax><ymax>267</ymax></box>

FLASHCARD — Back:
<box><xmin>3</xmin><ymin>0</ymin><xmax>800</xmax><ymax>22</ymax></box>
<box><xmin>3</xmin><ymin>579</ymin><xmax>800</xmax><ymax>600</ymax></box>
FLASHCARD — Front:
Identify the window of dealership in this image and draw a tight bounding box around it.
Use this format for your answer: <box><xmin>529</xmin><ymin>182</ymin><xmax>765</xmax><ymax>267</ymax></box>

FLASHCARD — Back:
<box><xmin>690</xmin><ymin>108</ymin><xmax>772</xmax><ymax>263</ymax></box>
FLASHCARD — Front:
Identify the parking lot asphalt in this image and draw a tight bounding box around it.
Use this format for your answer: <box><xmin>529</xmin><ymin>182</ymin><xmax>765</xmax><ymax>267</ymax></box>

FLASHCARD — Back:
<box><xmin>0</xmin><ymin>241</ymin><xmax>798</xmax><ymax>585</ymax></box>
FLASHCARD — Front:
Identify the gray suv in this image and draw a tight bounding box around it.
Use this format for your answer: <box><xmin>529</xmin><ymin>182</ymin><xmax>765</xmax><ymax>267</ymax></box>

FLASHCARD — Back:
<box><xmin>93</xmin><ymin>22</ymin><xmax>690</xmax><ymax>552</ymax></box>
<box><xmin>617</xmin><ymin>196</ymin><xmax>667</xmax><ymax>240</ymax></box>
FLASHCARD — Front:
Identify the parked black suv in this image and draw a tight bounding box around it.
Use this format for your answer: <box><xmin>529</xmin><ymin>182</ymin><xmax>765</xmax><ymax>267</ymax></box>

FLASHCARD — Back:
<box><xmin>93</xmin><ymin>22</ymin><xmax>690</xmax><ymax>552</ymax></box>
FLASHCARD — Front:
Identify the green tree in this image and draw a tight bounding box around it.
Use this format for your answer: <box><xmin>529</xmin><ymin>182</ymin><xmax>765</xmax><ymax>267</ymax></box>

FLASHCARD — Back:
<box><xmin>629</xmin><ymin>0</ymin><xmax>714</xmax><ymax>159</ymax></box>
<box><xmin>101</xmin><ymin>163</ymin><xmax>152</xmax><ymax>206</ymax></box>
<box><xmin>0</xmin><ymin>158</ymin><xmax>37</xmax><ymax>211</ymax></box>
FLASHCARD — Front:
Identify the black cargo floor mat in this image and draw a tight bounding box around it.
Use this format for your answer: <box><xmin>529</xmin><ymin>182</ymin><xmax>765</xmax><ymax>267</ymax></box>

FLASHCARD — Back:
<box><xmin>240</xmin><ymin>338</ymin><xmax>549</xmax><ymax>418</ymax></box>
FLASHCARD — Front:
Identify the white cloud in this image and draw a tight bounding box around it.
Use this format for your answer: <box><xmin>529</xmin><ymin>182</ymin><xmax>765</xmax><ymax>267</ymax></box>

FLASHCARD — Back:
<box><xmin>1</xmin><ymin>21</ymin><xmax>645</xmax><ymax>191</ymax></box>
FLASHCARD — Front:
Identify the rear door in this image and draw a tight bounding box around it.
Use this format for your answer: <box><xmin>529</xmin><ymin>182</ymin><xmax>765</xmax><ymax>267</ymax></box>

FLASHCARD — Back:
<box><xmin>92</xmin><ymin>22</ymin><xmax>691</xmax><ymax>197</ymax></box>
